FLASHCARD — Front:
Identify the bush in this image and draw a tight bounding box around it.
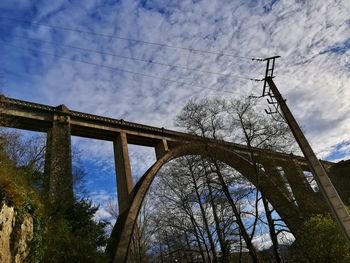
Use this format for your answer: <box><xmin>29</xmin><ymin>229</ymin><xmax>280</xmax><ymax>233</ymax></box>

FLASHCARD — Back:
<box><xmin>293</xmin><ymin>214</ymin><xmax>350</xmax><ymax>262</ymax></box>
<box><xmin>1</xmin><ymin>144</ymin><xmax>108</xmax><ymax>262</ymax></box>
<box><xmin>43</xmin><ymin>199</ymin><xmax>109</xmax><ymax>263</ymax></box>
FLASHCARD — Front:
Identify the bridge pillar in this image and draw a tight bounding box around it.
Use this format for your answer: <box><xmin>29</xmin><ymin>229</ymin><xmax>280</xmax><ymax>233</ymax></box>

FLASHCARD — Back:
<box><xmin>282</xmin><ymin>159</ymin><xmax>328</xmax><ymax>215</ymax></box>
<box><xmin>260</xmin><ymin>159</ymin><xmax>295</xmax><ymax>202</ymax></box>
<box><xmin>258</xmin><ymin>159</ymin><xmax>305</xmax><ymax>235</ymax></box>
<box><xmin>45</xmin><ymin>113</ymin><xmax>73</xmax><ymax>210</ymax></box>
<box><xmin>114</xmin><ymin>132</ymin><xmax>133</xmax><ymax>214</ymax></box>
<box><xmin>155</xmin><ymin>139</ymin><xmax>169</xmax><ymax>160</ymax></box>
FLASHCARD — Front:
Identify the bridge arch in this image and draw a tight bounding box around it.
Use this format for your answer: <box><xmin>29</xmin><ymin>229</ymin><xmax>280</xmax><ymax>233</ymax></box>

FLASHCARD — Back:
<box><xmin>108</xmin><ymin>141</ymin><xmax>305</xmax><ymax>262</ymax></box>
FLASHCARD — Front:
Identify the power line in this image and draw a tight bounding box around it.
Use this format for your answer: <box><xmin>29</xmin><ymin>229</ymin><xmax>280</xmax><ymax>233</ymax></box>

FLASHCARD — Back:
<box><xmin>4</xmin><ymin>33</ymin><xmax>254</xmax><ymax>81</ymax></box>
<box><xmin>1</xmin><ymin>41</ymin><xmax>239</xmax><ymax>95</ymax></box>
<box><xmin>0</xmin><ymin>16</ymin><xmax>262</xmax><ymax>61</ymax></box>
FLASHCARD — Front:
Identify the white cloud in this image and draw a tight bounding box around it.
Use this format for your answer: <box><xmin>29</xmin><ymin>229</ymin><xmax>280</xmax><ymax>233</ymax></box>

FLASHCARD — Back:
<box><xmin>2</xmin><ymin>0</ymin><xmax>350</xmax><ymax>230</ymax></box>
<box><xmin>89</xmin><ymin>189</ymin><xmax>116</xmax><ymax>222</ymax></box>
<box><xmin>4</xmin><ymin>1</ymin><xmax>348</xmax><ymax>154</ymax></box>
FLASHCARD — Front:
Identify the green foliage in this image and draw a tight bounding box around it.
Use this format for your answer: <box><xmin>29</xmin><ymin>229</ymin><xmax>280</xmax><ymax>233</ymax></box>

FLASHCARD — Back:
<box><xmin>67</xmin><ymin>199</ymin><xmax>109</xmax><ymax>249</ymax></box>
<box><xmin>0</xmin><ymin>149</ymin><xmax>45</xmax><ymax>263</ymax></box>
<box><xmin>0</xmin><ymin>150</ymin><xmax>42</xmax><ymax>210</ymax></box>
<box><xmin>293</xmin><ymin>214</ymin><xmax>350</xmax><ymax>263</ymax></box>
<box><xmin>43</xmin><ymin>199</ymin><xmax>109</xmax><ymax>263</ymax></box>
<box><xmin>1</xmin><ymin>138</ymin><xmax>109</xmax><ymax>263</ymax></box>
<box><xmin>25</xmin><ymin>214</ymin><xmax>45</xmax><ymax>263</ymax></box>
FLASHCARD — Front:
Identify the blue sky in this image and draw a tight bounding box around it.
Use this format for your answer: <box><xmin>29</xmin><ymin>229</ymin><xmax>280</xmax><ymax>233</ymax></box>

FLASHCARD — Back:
<box><xmin>1</xmin><ymin>0</ymin><xmax>350</xmax><ymax>220</ymax></box>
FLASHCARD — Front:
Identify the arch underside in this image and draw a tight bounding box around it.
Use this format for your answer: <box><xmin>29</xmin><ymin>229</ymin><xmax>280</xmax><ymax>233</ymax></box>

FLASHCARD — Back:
<box><xmin>107</xmin><ymin>142</ymin><xmax>325</xmax><ymax>262</ymax></box>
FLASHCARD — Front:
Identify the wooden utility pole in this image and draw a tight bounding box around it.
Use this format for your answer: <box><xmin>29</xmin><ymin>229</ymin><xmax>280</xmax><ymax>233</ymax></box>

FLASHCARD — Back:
<box><xmin>261</xmin><ymin>56</ymin><xmax>350</xmax><ymax>244</ymax></box>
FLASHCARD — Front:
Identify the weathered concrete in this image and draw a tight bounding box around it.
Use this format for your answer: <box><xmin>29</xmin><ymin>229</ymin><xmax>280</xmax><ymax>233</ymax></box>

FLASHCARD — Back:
<box><xmin>114</xmin><ymin>132</ymin><xmax>133</xmax><ymax>214</ymax></box>
<box><xmin>44</xmin><ymin>113</ymin><xmax>73</xmax><ymax>210</ymax></box>
<box><xmin>282</xmin><ymin>158</ymin><xmax>328</xmax><ymax>215</ymax></box>
<box><xmin>155</xmin><ymin>138</ymin><xmax>169</xmax><ymax>160</ymax></box>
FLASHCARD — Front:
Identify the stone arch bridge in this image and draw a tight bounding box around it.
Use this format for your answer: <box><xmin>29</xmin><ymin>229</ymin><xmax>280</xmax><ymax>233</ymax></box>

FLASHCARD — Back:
<box><xmin>0</xmin><ymin>96</ymin><xmax>333</xmax><ymax>262</ymax></box>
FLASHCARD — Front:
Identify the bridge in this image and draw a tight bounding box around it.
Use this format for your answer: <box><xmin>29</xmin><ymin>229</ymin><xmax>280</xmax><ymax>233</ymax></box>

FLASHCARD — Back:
<box><xmin>0</xmin><ymin>95</ymin><xmax>333</xmax><ymax>262</ymax></box>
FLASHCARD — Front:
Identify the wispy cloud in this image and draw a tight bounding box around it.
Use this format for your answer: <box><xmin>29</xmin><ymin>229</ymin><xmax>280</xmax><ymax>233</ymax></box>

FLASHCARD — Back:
<box><xmin>1</xmin><ymin>0</ymin><xmax>349</xmax><ymax>218</ymax></box>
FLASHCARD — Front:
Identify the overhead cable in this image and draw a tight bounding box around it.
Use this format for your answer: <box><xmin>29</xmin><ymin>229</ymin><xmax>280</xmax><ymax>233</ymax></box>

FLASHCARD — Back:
<box><xmin>2</xmin><ymin>41</ymin><xmax>239</xmax><ymax>95</ymax></box>
<box><xmin>0</xmin><ymin>16</ymin><xmax>262</xmax><ymax>61</ymax></box>
<box><xmin>5</xmin><ymin>33</ymin><xmax>255</xmax><ymax>81</ymax></box>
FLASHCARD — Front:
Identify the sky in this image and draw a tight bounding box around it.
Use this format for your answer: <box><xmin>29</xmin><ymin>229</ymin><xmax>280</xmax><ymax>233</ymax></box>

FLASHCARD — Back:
<box><xmin>0</xmin><ymin>0</ymin><xmax>349</xmax><ymax>222</ymax></box>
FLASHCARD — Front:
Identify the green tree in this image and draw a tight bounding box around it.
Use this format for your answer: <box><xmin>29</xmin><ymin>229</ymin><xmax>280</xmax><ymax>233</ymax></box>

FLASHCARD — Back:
<box><xmin>293</xmin><ymin>214</ymin><xmax>350</xmax><ymax>263</ymax></box>
<box><xmin>0</xmin><ymin>131</ymin><xmax>109</xmax><ymax>262</ymax></box>
<box><xmin>43</xmin><ymin>199</ymin><xmax>108</xmax><ymax>263</ymax></box>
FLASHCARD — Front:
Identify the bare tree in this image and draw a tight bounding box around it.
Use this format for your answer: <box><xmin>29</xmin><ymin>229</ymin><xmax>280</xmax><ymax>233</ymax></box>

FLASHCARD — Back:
<box><xmin>176</xmin><ymin>98</ymin><xmax>262</xmax><ymax>262</ymax></box>
<box><xmin>153</xmin><ymin>160</ymin><xmax>213</xmax><ymax>262</ymax></box>
<box><xmin>106</xmin><ymin>196</ymin><xmax>151</xmax><ymax>262</ymax></box>
<box><xmin>123</xmin><ymin>96</ymin><xmax>308</xmax><ymax>262</ymax></box>
<box><xmin>226</xmin><ymin>96</ymin><xmax>298</xmax><ymax>262</ymax></box>
<box><xmin>1</xmin><ymin>130</ymin><xmax>46</xmax><ymax>187</ymax></box>
<box><xmin>0</xmin><ymin>130</ymin><xmax>88</xmax><ymax>197</ymax></box>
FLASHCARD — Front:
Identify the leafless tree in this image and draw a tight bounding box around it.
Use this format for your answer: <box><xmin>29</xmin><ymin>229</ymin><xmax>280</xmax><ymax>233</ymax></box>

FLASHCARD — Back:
<box><xmin>176</xmin><ymin>98</ymin><xmax>262</xmax><ymax>262</ymax></box>
<box><xmin>226</xmin><ymin>96</ymin><xmax>298</xmax><ymax>262</ymax></box>
<box><xmin>0</xmin><ymin>130</ymin><xmax>88</xmax><ymax>197</ymax></box>
<box><xmin>106</xmin><ymin>195</ymin><xmax>151</xmax><ymax>262</ymax></box>
<box><xmin>114</xmin><ymin>96</ymin><xmax>306</xmax><ymax>262</ymax></box>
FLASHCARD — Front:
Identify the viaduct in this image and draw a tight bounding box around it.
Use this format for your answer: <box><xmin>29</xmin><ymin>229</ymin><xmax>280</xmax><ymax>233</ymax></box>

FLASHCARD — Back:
<box><xmin>0</xmin><ymin>95</ymin><xmax>335</xmax><ymax>262</ymax></box>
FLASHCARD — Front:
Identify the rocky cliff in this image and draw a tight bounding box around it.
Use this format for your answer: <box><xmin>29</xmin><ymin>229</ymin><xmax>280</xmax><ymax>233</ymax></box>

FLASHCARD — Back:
<box><xmin>0</xmin><ymin>200</ymin><xmax>34</xmax><ymax>263</ymax></box>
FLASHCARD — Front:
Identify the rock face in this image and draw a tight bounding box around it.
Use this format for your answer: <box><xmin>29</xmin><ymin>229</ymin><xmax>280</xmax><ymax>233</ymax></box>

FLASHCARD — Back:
<box><xmin>14</xmin><ymin>213</ymin><xmax>34</xmax><ymax>263</ymax></box>
<box><xmin>0</xmin><ymin>201</ymin><xmax>14</xmax><ymax>263</ymax></box>
<box><xmin>0</xmin><ymin>201</ymin><xmax>33</xmax><ymax>263</ymax></box>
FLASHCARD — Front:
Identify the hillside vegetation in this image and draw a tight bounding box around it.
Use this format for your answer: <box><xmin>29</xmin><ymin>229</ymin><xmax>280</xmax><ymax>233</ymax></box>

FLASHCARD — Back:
<box><xmin>0</xmin><ymin>133</ymin><xmax>108</xmax><ymax>263</ymax></box>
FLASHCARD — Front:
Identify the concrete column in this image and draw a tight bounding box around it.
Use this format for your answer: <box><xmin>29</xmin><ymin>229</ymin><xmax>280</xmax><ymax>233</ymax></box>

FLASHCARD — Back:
<box><xmin>282</xmin><ymin>160</ymin><xmax>328</xmax><ymax>215</ymax></box>
<box><xmin>155</xmin><ymin>139</ymin><xmax>169</xmax><ymax>160</ymax></box>
<box><xmin>258</xmin><ymin>159</ymin><xmax>306</xmax><ymax>233</ymax></box>
<box><xmin>45</xmin><ymin>113</ymin><xmax>73</xmax><ymax>210</ymax></box>
<box><xmin>260</xmin><ymin>159</ymin><xmax>295</xmax><ymax>202</ymax></box>
<box><xmin>114</xmin><ymin>132</ymin><xmax>133</xmax><ymax>214</ymax></box>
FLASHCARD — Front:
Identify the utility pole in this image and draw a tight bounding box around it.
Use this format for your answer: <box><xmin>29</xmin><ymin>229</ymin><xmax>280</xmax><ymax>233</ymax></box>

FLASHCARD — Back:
<box><xmin>260</xmin><ymin>56</ymin><xmax>350</xmax><ymax>244</ymax></box>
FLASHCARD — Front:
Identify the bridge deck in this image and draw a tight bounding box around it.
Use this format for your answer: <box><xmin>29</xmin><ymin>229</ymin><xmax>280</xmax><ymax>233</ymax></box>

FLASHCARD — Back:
<box><xmin>0</xmin><ymin>95</ymin><xmax>333</xmax><ymax>169</ymax></box>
